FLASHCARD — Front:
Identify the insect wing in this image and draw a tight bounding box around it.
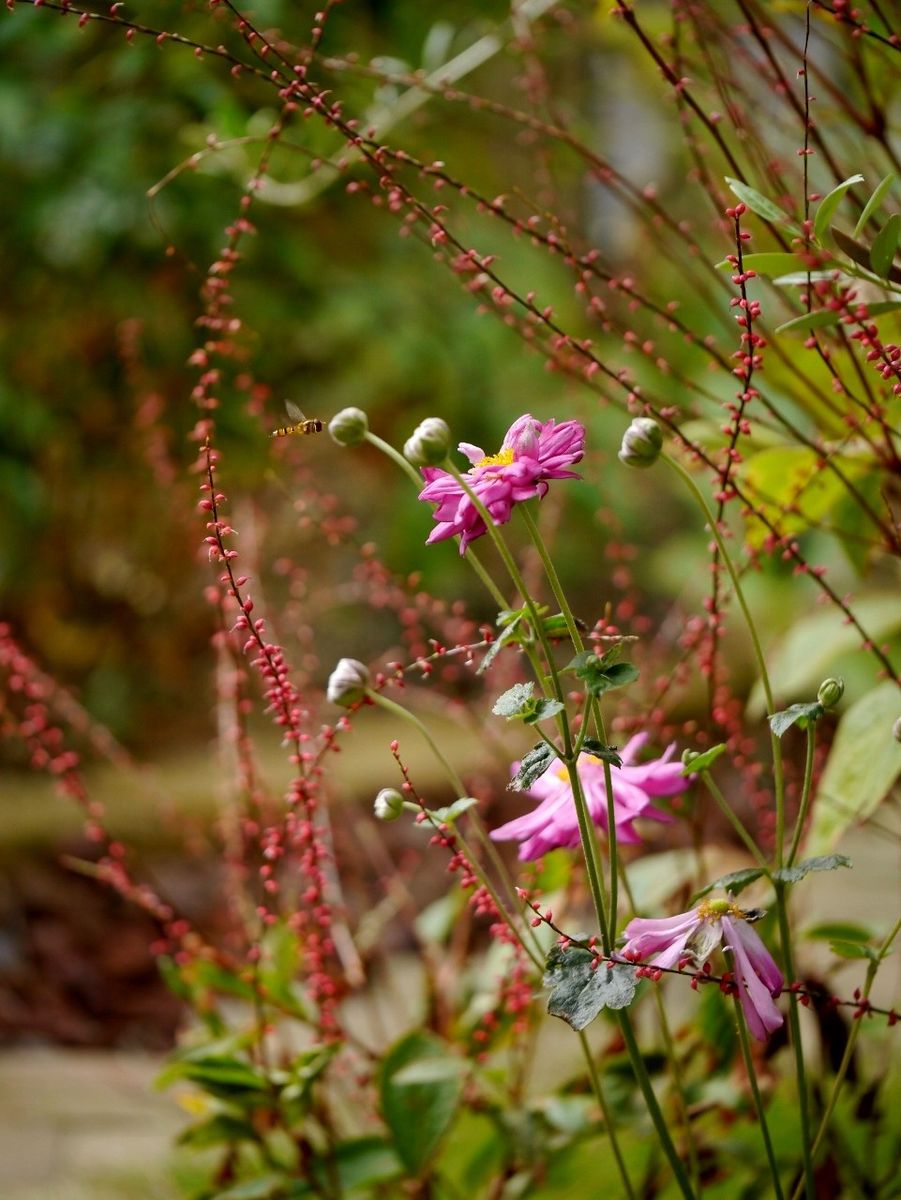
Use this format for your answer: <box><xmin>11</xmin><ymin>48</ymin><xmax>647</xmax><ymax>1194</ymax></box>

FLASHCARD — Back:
<box><xmin>284</xmin><ymin>400</ymin><xmax>305</xmax><ymax>423</ymax></box>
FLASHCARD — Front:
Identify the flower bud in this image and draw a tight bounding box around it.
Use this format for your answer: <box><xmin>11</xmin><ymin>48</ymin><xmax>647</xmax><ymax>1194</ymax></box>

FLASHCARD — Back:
<box><xmin>681</xmin><ymin>748</ymin><xmax>699</xmax><ymax>766</ymax></box>
<box><xmin>373</xmin><ymin>787</ymin><xmax>404</xmax><ymax>821</ymax></box>
<box><xmin>404</xmin><ymin>417</ymin><xmax>451</xmax><ymax>467</ymax></box>
<box><xmin>326</xmin><ymin>657</ymin><xmax>370</xmax><ymax>707</ymax></box>
<box><xmin>816</xmin><ymin>677</ymin><xmax>844</xmax><ymax>709</ymax></box>
<box><xmin>618</xmin><ymin>417</ymin><xmax>663</xmax><ymax>468</ymax></box>
<box><xmin>328</xmin><ymin>407</ymin><xmax>368</xmax><ymax>447</ymax></box>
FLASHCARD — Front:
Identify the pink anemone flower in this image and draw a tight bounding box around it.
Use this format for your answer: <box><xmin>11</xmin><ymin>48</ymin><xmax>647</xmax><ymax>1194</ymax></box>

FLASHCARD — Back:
<box><xmin>490</xmin><ymin>733</ymin><xmax>688</xmax><ymax>861</ymax></box>
<box><xmin>620</xmin><ymin>898</ymin><xmax>784</xmax><ymax>1041</ymax></box>
<box><xmin>418</xmin><ymin>414</ymin><xmax>585</xmax><ymax>553</ymax></box>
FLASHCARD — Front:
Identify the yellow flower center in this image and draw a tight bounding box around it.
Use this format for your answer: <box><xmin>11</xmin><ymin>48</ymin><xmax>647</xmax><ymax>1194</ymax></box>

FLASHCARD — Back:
<box><xmin>555</xmin><ymin>754</ymin><xmax>602</xmax><ymax>781</ymax></box>
<box><xmin>475</xmin><ymin>447</ymin><xmax>515</xmax><ymax>469</ymax></box>
<box><xmin>697</xmin><ymin>898</ymin><xmax>742</xmax><ymax>922</ymax></box>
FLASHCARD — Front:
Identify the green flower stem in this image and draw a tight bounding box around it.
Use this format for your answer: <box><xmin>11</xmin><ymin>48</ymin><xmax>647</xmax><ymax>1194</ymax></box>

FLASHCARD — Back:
<box><xmin>699</xmin><ymin>770</ymin><xmax>769</xmax><ymax>869</ymax></box>
<box><xmin>517</xmin><ymin>496</ymin><xmax>618</xmax><ymax>947</ymax></box>
<box><xmin>445</xmin><ymin>463</ymin><xmax>565</xmax><ymax>703</ymax></box>
<box><xmin>662</xmin><ymin>454</ymin><xmax>786</xmax><ymax>864</ymax></box>
<box><xmin>362</xmin><ymin>433</ymin><xmax>510</xmax><ymax>611</ymax></box>
<box><xmin>619</xmin><ymin>865</ymin><xmax>700</xmax><ymax>1189</ymax></box>
<box><xmin>603</xmin><ymin>759</ymin><xmax>619</xmax><ymax>943</ymax></box>
<box><xmin>578</xmin><ymin>1030</ymin><xmax>637</xmax><ymax>1200</ymax></box>
<box><xmin>786</xmin><ymin>723</ymin><xmax>816</xmax><ymax>868</ymax></box>
<box><xmin>367</xmin><ymin>689</ymin><xmax>542</xmax><ymax>966</ymax></box>
<box><xmin>733</xmin><ymin>994</ymin><xmax>786</xmax><ymax>1200</ymax></box>
<box><xmin>443</xmin><ymin>464</ymin><xmax>616</xmax><ymax>951</ymax></box>
<box><xmin>774</xmin><ymin>883</ymin><xmax>815</xmax><ymax>1200</ymax></box>
<box><xmin>519</xmin><ymin>502</ymin><xmax>585</xmax><ymax>652</ymax></box>
<box><xmin>617</xmin><ymin>1011</ymin><xmax>697</xmax><ymax>1200</ymax></box>
<box><xmin>792</xmin><ymin>919</ymin><xmax>901</xmax><ymax>1200</ymax></box>
<box><xmin>364</xmin><ymin>430</ymin><xmax>424</xmax><ymax>487</ymax></box>
<box><xmin>564</xmin><ymin>756</ymin><xmax>611</xmax><ymax>954</ymax></box>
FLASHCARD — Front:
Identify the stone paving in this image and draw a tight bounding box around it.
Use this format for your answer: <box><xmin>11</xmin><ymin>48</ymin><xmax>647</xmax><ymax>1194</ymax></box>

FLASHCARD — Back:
<box><xmin>0</xmin><ymin>1048</ymin><xmax>188</xmax><ymax>1200</ymax></box>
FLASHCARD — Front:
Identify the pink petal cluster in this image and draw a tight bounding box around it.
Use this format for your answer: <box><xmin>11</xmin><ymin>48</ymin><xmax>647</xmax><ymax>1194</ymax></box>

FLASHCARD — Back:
<box><xmin>490</xmin><ymin>734</ymin><xmax>687</xmax><ymax>861</ymax></box>
<box><xmin>620</xmin><ymin>899</ymin><xmax>784</xmax><ymax>1041</ymax></box>
<box><xmin>419</xmin><ymin>414</ymin><xmax>585</xmax><ymax>553</ymax></box>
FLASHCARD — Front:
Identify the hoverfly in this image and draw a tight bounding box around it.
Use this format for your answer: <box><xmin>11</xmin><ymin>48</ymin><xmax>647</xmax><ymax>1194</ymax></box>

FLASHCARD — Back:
<box><xmin>270</xmin><ymin>400</ymin><xmax>323</xmax><ymax>438</ymax></box>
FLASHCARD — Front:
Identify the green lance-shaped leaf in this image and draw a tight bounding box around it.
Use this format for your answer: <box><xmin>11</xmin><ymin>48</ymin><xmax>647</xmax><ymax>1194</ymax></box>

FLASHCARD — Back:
<box><xmin>768</xmin><ymin>701</ymin><xmax>824</xmax><ymax>738</ymax></box>
<box><xmin>804</xmin><ymin>921</ymin><xmax>872</xmax><ymax>944</ymax></box>
<box><xmin>813</xmin><ymin>173</ymin><xmax>865</xmax><ymax>242</ymax></box>
<box><xmin>716</xmin><ymin>251</ymin><xmax>810</xmax><ymax>276</ymax></box>
<box><xmin>379</xmin><ymin>1031</ymin><xmax>466</xmax><ymax>1175</ymax></box>
<box><xmin>854</xmin><ymin>171</ymin><xmax>897</xmax><ymax>238</ymax></box>
<box><xmin>829</xmin><ymin>940</ymin><xmax>879</xmax><ymax>963</ymax></box>
<box><xmin>725</xmin><ymin>177</ymin><xmax>797</xmax><ymax>226</ymax></box>
<box><xmin>478</xmin><ymin>608</ymin><xmax>526</xmax><ymax>675</ymax></box>
<box><xmin>428</xmin><ymin>796</ymin><xmax>478</xmax><ymax>824</ymax></box>
<box><xmin>833</xmin><ymin>226</ymin><xmax>901</xmax><ymax>284</ymax></box>
<box><xmin>691</xmin><ymin>867</ymin><xmax>768</xmax><ymax>904</ymax></box>
<box><xmin>544</xmin><ymin>944</ymin><xmax>637</xmax><ymax>1031</ymax></box>
<box><xmin>870</xmin><ymin>212</ymin><xmax>900</xmax><ymax>279</ymax></box>
<box><xmin>681</xmin><ymin>743</ymin><xmax>726</xmax><ymax>775</ymax></box>
<box><xmin>806</xmin><ymin>681</ymin><xmax>901</xmax><ymax>854</ymax></box>
<box><xmin>508</xmin><ymin>742</ymin><xmax>558</xmax><ymax>791</ymax></box>
<box><xmin>772</xmin><ymin>854</ymin><xmax>852</xmax><ymax>885</ymax></box>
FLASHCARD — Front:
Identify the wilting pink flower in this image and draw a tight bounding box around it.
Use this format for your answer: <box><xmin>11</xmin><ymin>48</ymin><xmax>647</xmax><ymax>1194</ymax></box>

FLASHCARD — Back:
<box><xmin>419</xmin><ymin>414</ymin><xmax>585</xmax><ymax>553</ymax></box>
<box><xmin>490</xmin><ymin>733</ymin><xmax>687</xmax><ymax>860</ymax></box>
<box><xmin>620</xmin><ymin>899</ymin><xmax>784</xmax><ymax>1041</ymax></box>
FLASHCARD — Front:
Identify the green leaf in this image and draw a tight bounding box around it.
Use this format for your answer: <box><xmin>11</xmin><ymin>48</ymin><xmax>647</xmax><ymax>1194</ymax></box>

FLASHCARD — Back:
<box><xmin>716</xmin><ymin>251</ymin><xmax>808</xmax><ymax>276</ymax></box>
<box><xmin>542</xmin><ymin>612</ymin><xmax>576</xmax><ymax>638</ymax></box>
<box><xmin>508</xmin><ymin>743</ymin><xmax>557</xmax><ymax>791</ymax></box>
<box><xmin>692</xmin><ymin>867</ymin><xmax>767</xmax><ymax>903</ymax></box>
<box><xmin>870</xmin><ymin>212</ymin><xmax>900</xmax><ymax>279</ymax></box>
<box><xmin>773</xmin><ymin>854</ymin><xmax>851</xmax><ymax>884</ymax></box>
<box><xmin>746</xmin><ymin>593</ymin><xmax>901</xmax><ymax>716</ymax></box>
<box><xmin>478</xmin><ymin>610</ymin><xmax>524</xmax><ymax>674</ymax></box>
<box><xmin>773</xmin><ymin>269</ymin><xmax>849</xmax><ymax>286</ymax></box>
<box><xmin>768</xmin><ymin>701</ymin><xmax>824</xmax><ymax>737</ymax></box>
<box><xmin>429</xmin><ymin>795</ymin><xmax>478</xmax><ymax>823</ymax></box>
<box><xmin>813</xmin><ymin>173</ymin><xmax>865</xmax><ymax>242</ymax></box>
<box><xmin>213</xmin><ymin>1177</ymin><xmax>287</xmax><ymax>1200</ymax></box>
<box><xmin>776</xmin><ymin>308</ymin><xmax>851</xmax><ymax>334</ymax></box>
<box><xmin>329</xmin><ymin>1137</ymin><xmax>403</xmax><ymax>1191</ymax></box>
<box><xmin>178</xmin><ymin>1115</ymin><xmax>258</xmax><ymax>1149</ymax></box>
<box><xmin>380</xmin><ymin>1031</ymin><xmax>465</xmax><ymax>1175</ymax></box>
<box><xmin>725</xmin><ymin>177</ymin><xmax>795</xmax><ymax>225</ymax></box>
<box><xmin>805</xmin><ymin>921</ymin><xmax>872</xmax><ymax>944</ymax></box>
<box><xmin>681</xmin><ymin>743</ymin><xmax>726</xmax><ymax>774</ymax></box>
<box><xmin>739</xmin><ymin>445</ymin><xmax>870</xmax><ymax>550</ymax></box>
<box><xmin>492</xmin><ymin>681</ymin><xmax>535</xmax><ymax>718</ymax></box>
<box><xmin>525</xmin><ymin>698</ymin><xmax>565</xmax><ymax>725</ymax></box>
<box><xmin>806</xmin><ymin>681</ymin><xmax>901</xmax><ymax>854</ymax></box>
<box><xmin>544</xmin><ymin>944</ymin><xmax>637</xmax><ymax>1031</ymax></box>
<box><xmin>854</xmin><ymin>171</ymin><xmax>897</xmax><ymax>238</ymax></box>
<box><xmin>565</xmin><ymin>649</ymin><xmax>639</xmax><ymax>697</ymax></box>
<box><xmin>829</xmin><ymin>940</ymin><xmax>877</xmax><ymax>962</ymax></box>
<box><xmin>579</xmin><ymin>738</ymin><xmax>623</xmax><ymax>767</ymax></box>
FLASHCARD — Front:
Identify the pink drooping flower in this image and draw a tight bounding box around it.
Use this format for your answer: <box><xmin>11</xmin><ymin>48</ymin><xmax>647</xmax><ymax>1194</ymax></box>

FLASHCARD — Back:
<box><xmin>490</xmin><ymin>733</ymin><xmax>688</xmax><ymax>861</ymax></box>
<box><xmin>619</xmin><ymin>899</ymin><xmax>784</xmax><ymax>1041</ymax></box>
<box><xmin>418</xmin><ymin>414</ymin><xmax>585</xmax><ymax>553</ymax></box>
